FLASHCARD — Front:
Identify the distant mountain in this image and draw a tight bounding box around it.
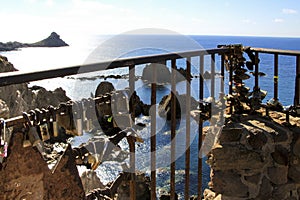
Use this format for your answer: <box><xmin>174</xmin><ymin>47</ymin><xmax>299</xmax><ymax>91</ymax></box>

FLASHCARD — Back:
<box><xmin>0</xmin><ymin>32</ymin><xmax>69</xmax><ymax>51</ymax></box>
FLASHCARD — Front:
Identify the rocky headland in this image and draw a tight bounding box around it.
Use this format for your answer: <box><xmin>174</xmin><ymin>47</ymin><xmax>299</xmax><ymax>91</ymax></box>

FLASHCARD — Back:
<box><xmin>0</xmin><ymin>55</ymin><xmax>70</xmax><ymax>118</ymax></box>
<box><xmin>0</xmin><ymin>32</ymin><xmax>69</xmax><ymax>52</ymax></box>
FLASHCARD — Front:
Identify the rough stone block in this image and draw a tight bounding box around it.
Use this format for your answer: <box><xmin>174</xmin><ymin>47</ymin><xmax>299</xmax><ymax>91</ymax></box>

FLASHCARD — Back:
<box><xmin>256</xmin><ymin>177</ymin><xmax>273</xmax><ymax>200</ymax></box>
<box><xmin>267</xmin><ymin>166</ymin><xmax>288</xmax><ymax>185</ymax></box>
<box><xmin>219</xmin><ymin>128</ymin><xmax>242</xmax><ymax>143</ymax></box>
<box><xmin>210</xmin><ymin>170</ymin><xmax>248</xmax><ymax>198</ymax></box>
<box><xmin>244</xmin><ymin>173</ymin><xmax>261</xmax><ymax>185</ymax></box>
<box><xmin>272</xmin><ymin>182</ymin><xmax>297</xmax><ymax>200</ymax></box>
<box><xmin>246</xmin><ymin>129</ymin><xmax>267</xmax><ymax>150</ymax></box>
<box><xmin>293</xmin><ymin>136</ymin><xmax>300</xmax><ymax>157</ymax></box>
<box><xmin>273</xmin><ymin>131</ymin><xmax>288</xmax><ymax>143</ymax></box>
<box><xmin>208</xmin><ymin>145</ymin><xmax>266</xmax><ymax>170</ymax></box>
<box><xmin>288</xmin><ymin>166</ymin><xmax>300</xmax><ymax>183</ymax></box>
<box><xmin>271</xmin><ymin>145</ymin><xmax>289</xmax><ymax>165</ymax></box>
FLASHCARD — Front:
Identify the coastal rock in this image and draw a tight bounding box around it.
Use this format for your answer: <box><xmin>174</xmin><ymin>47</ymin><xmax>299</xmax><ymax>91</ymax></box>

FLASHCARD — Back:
<box><xmin>129</xmin><ymin>91</ymin><xmax>150</xmax><ymax>117</ymax></box>
<box><xmin>141</xmin><ymin>63</ymin><xmax>192</xmax><ymax>84</ymax></box>
<box><xmin>31</xmin><ymin>87</ymin><xmax>70</xmax><ymax>109</ymax></box>
<box><xmin>95</xmin><ymin>81</ymin><xmax>115</xmax><ymax>97</ymax></box>
<box><xmin>81</xmin><ymin>170</ymin><xmax>105</xmax><ymax>194</ymax></box>
<box><xmin>142</xmin><ymin>63</ymin><xmax>171</xmax><ymax>84</ymax></box>
<box><xmin>0</xmin><ymin>55</ymin><xmax>70</xmax><ymax>118</ymax></box>
<box><xmin>0</xmin><ymin>55</ymin><xmax>18</xmax><ymax>72</ymax></box>
<box><xmin>158</xmin><ymin>92</ymin><xmax>198</xmax><ymax>120</ymax></box>
<box><xmin>0</xmin><ymin>32</ymin><xmax>68</xmax><ymax>51</ymax></box>
<box><xmin>116</xmin><ymin>173</ymin><xmax>151</xmax><ymax>200</ymax></box>
<box><xmin>0</xmin><ymin>99</ymin><xmax>9</xmax><ymax>119</ymax></box>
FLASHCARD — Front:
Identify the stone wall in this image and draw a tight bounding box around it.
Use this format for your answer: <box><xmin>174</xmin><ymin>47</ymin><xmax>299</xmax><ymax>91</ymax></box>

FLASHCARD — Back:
<box><xmin>204</xmin><ymin>112</ymin><xmax>300</xmax><ymax>200</ymax></box>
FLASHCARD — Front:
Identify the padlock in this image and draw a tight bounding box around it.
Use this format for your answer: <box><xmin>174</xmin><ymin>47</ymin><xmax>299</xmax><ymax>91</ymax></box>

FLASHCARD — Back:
<box><xmin>52</xmin><ymin>121</ymin><xmax>59</xmax><ymax>137</ymax></box>
<box><xmin>85</xmin><ymin>98</ymin><xmax>96</xmax><ymax>132</ymax></box>
<box><xmin>82</xmin><ymin>99</ymin><xmax>88</xmax><ymax>131</ymax></box>
<box><xmin>48</xmin><ymin>105</ymin><xmax>59</xmax><ymax>137</ymax></box>
<box><xmin>56</xmin><ymin>102</ymin><xmax>77</xmax><ymax>136</ymax></box>
<box><xmin>28</xmin><ymin>126</ymin><xmax>46</xmax><ymax>159</ymax></box>
<box><xmin>111</xmin><ymin>90</ymin><xmax>132</xmax><ymax>129</ymax></box>
<box><xmin>73</xmin><ymin>101</ymin><xmax>83</xmax><ymax>136</ymax></box>
<box><xmin>0</xmin><ymin>120</ymin><xmax>4</xmax><ymax>163</ymax></box>
<box><xmin>40</xmin><ymin>123</ymin><xmax>50</xmax><ymax>141</ymax></box>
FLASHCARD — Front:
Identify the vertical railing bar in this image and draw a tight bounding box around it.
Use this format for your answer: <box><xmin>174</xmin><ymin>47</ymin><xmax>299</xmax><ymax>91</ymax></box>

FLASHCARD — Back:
<box><xmin>221</xmin><ymin>54</ymin><xmax>225</xmax><ymax>95</ymax></box>
<box><xmin>200</xmin><ymin>54</ymin><xmax>204</xmax><ymax>100</ymax></box>
<box><xmin>150</xmin><ymin>63</ymin><xmax>157</xmax><ymax>200</ymax></box>
<box><xmin>274</xmin><ymin>54</ymin><xmax>279</xmax><ymax>100</ymax></box>
<box><xmin>255</xmin><ymin>52</ymin><xmax>259</xmax><ymax>90</ymax></box>
<box><xmin>171</xmin><ymin>59</ymin><xmax>177</xmax><ymax>200</ymax></box>
<box><xmin>198</xmin><ymin>54</ymin><xmax>204</xmax><ymax>200</ymax></box>
<box><xmin>185</xmin><ymin>57</ymin><xmax>191</xmax><ymax>200</ymax></box>
<box><xmin>129</xmin><ymin>64</ymin><xmax>136</xmax><ymax>200</ymax></box>
<box><xmin>294</xmin><ymin>56</ymin><xmax>300</xmax><ymax>106</ymax></box>
<box><xmin>211</xmin><ymin>54</ymin><xmax>215</xmax><ymax>99</ymax></box>
<box><xmin>129</xmin><ymin>65</ymin><xmax>136</xmax><ymax>119</ymax></box>
<box><xmin>229</xmin><ymin>60</ymin><xmax>233</xmax><ymax>95</ymax></box>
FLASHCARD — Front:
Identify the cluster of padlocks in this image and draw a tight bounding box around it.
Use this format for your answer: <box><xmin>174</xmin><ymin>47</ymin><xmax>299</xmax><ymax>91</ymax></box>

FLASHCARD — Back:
<box><xmin>0</xmin><ymin>89</ymin><xmax>136</xmax><ymax>166</ymax></box>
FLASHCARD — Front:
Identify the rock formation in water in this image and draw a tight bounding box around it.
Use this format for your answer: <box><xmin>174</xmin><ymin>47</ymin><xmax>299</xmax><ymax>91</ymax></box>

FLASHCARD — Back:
<box><xmin>158</xmin><ymin>92</ymin><xmax>198</xmax><ymax>120</ymax></box>
<box><xmin>141</xmin><ymin>63</ymin><xmax>193</xmax><ymax>84</ymax></box>
<box><xmin>0</xmin><ymin>32</ymin><xmax>69</xmax><ymax>51</ymax></box>
<box><xmin>0</xmin><ymin>55</ymin><xmax>70</xmax><ymax>118</ymax></box>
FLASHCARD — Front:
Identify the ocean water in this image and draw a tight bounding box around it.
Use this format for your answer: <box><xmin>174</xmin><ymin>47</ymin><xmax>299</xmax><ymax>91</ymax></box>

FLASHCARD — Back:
<box><xmin>1</xmin><ymin>34</ymin><xmax>300</xmax><ymax>198</ymax></box>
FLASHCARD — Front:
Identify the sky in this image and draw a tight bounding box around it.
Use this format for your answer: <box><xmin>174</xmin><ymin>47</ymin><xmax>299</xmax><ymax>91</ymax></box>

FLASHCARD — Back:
<box><xmin>0</xmin><ymin>0</ymin><xmax>300</xmax><ymax>42</ymax></box>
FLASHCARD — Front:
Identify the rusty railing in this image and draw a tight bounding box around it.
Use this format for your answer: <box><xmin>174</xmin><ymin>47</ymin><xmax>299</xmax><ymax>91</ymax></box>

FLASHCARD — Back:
<box><xmin>1</xmin><ymin>46</ymin><xmax>300</xmax><ymax>199</ymax></box>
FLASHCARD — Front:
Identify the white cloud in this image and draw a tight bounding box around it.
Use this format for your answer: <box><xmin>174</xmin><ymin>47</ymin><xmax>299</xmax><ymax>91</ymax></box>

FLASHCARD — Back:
<box><xmin>45</xmin><ymin>0</ymin><xmax>54</xmax><ymax>7</ymax></box>
<box><xmin>242</xmin><ymin>19</ymin><xmax>256</xmax><ymax>25</ymax></box>
<box><xmin>23</xmin><ymin>0</ymin><xmax>38</xmax><ymax>3</ymax></box>
<box><xmin>282</xmin><ymin>8</ymin><xmax>298</xmax><ymax>14</ymax></box>
<box><xmin>274</xmin><ymin>18</ymin><xmax>284</xmax><ymax>23</ymax></box>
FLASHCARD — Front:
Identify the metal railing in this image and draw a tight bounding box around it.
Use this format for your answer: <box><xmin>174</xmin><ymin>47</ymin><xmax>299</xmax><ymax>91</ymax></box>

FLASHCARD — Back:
<box><xmin>1</xmin><ymin>46</ymin><xmax>300</xmax><ymax>199</ymax></box>
<box><xmin>249</xmin><ymin>47</ymin><xmax>300</xmax><ymax>106</ymax></box>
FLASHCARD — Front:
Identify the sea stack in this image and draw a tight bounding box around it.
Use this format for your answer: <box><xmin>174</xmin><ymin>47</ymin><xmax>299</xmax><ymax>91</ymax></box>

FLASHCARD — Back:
<box><xmin>0</xmin><ymin>32</ymin><xmax>69</xmax><ymax>51</ymax></box>
<box><xmin>30</xmin><ymin>32</ymin><xmax>69</xmax><ymax>47</ymax></box>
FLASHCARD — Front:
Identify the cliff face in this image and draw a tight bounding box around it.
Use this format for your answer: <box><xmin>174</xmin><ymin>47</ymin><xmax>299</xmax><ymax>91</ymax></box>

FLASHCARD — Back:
<box><xmin>0</xmin><ymin>55</ymin><xmax>70</xmax><ymax>118</ymax></box>
<box><xmin>0</xmin><ymin>32</ymin><xmax>69</xmax><ymax>51</ymax></box>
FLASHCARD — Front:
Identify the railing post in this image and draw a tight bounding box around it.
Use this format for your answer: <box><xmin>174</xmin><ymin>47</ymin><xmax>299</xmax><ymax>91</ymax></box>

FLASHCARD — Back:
<box><xmin>274</xmin><ymin>54</ymin><xmax>279</xmax><ymax>100</ymax></box>
<box><xmin>254</xmin><ymin>52</ymin><xmax>259</xmax><ymax>90</ymax></box>
<box><xmin>211</xmin><ymin>54</ymin><xmax>215</xmax><ymax>99</ymax></box>
<box><xmin>221</xmin><ymin>54</ymin><xmax>225</xmax><ymax>95</ymax></box>
<box><xmin>129</xmin><ymin>64</ymin><xmax>136</xmax><ymax>200</ymax></box>
<box><xmin>150</xmin><ymin>63</ymin><xmax>157</xmax><ymax>200</ymax></box>
<box><xmin>171</xmin><ymin>59</ymin><xmax>177</xmax><ymax>200</ymax></box>
<box><xmin>295</xmin><ymin>56</ymin><xmax>300</xmax><ymax>106</ymax></box>
<box><xmin>185</xmin><ymin>57</ymin><xmax>191</xmax><ymax>200</ymax></box>
<box><xmin>198</xmin><ymin>54</ymin><xmax>204</xmax><ymax>200</ymax></box>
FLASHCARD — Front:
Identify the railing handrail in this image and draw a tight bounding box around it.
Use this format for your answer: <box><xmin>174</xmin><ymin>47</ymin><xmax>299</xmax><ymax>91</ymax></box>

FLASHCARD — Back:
<box><xmin>0</xmin><ymin>48</ymin><xmax>229</xmax><ymax>87</ymax></box>
<box><xmin>250</xmin><ymin>47</ymin><xmax>300</xmax><ymax>56</ymax></box>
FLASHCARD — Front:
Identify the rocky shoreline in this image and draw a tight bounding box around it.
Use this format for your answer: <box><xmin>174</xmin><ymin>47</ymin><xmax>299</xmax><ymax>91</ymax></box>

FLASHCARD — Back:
<box><xmin>0</xmin><ymin>32</ymin><xmax>69</xmax><ymax>52</ymax></box>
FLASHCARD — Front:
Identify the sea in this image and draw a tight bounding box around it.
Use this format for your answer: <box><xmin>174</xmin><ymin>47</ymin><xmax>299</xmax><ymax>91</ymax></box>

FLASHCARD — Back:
<box><xmin>1</xmin><ymin>34</ymin><xmax>300</xmax><ymax>198</ymax></box>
